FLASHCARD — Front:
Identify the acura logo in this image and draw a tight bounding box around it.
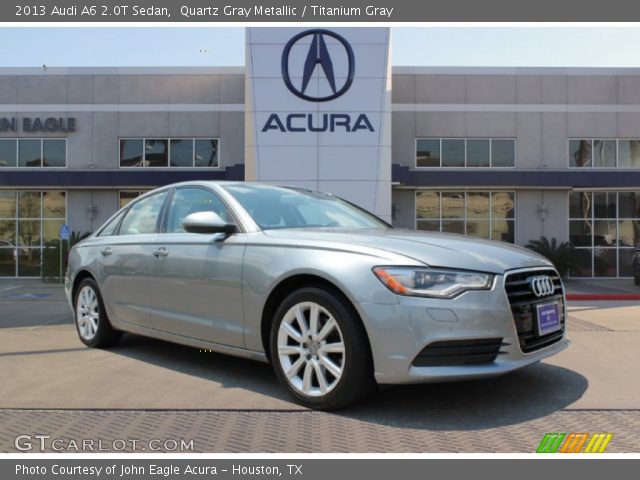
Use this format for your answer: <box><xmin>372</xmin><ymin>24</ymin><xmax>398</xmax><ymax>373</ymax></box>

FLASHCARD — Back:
<box><xmin>281</xmin><ymin>29</ymin><xmax>355</xmax><ymax>102</ymax></box>
<box><xmin>530</xmin><ymin>276</ymin><xmax>555</xmax><ymax>297</ymax></box>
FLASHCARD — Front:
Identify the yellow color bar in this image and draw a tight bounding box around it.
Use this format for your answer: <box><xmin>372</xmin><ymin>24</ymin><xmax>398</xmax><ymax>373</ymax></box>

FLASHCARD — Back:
<box><xmin>585</xmin><ymin>433</ymin><xmax>613</xmax><ymax>453</ymax></box>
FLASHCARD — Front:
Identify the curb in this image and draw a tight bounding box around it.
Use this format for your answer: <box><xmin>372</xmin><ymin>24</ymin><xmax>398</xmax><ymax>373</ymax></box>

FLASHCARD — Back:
<box><xmin>566</xmin><ymin>293</ymin><xmax>640</xmax><ymax>301</ymax></box>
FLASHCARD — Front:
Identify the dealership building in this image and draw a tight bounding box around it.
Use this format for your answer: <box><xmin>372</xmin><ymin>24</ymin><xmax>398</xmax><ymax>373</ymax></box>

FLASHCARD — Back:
<box><xmin>1</xmin><ymin>27</ymin><xmax>639</xmax><ymax>278</ymax></box>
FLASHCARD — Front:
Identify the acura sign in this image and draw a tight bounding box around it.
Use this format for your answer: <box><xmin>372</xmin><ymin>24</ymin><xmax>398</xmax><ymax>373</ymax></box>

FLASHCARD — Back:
<box><xmin>245</xmin><ymin>27</ymin><xmax>392</xmax><ymax>221</ymax></box>
<box><xmin>281</xmin><ymin>29</ymin><xmax>355</xmax><ymax>102</ymax></box>
<box><xmin>262</xmin><ymin>29</ymin><xmax>374</xmax><ymax>133</ymax></box>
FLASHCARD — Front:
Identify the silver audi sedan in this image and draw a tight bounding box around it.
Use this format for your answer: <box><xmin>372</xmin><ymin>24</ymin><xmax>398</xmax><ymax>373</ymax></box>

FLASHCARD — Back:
<box><xmin>66</xmin><ymin>181</ymin><xmax>569</xmax><ymax>409</ymax></box>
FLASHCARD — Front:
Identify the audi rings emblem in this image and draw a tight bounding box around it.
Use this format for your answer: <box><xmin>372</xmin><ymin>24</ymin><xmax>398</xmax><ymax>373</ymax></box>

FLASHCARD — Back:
<box><xmin>530</xmin><ymin>275</ymin><xmax>555</xmax><ymax>297</ymax></box>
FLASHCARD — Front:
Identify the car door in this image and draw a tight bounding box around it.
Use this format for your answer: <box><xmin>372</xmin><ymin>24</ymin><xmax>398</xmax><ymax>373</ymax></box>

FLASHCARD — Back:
<box><xmin>97</xmin><ymin>190</ymin><xmax>169</xmax><ymax>329</ymax></box>
<box><xmin>148</xmin><ymin>186</ymin><xmax>246</xmax><ymax>347</ymax></box>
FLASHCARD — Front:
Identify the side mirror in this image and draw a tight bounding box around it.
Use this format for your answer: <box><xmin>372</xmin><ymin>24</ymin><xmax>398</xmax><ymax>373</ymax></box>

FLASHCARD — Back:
<box><xmin>182</xmin><ymin>211</ymin><xmax>237</xmax><ymax>235</ymax></box>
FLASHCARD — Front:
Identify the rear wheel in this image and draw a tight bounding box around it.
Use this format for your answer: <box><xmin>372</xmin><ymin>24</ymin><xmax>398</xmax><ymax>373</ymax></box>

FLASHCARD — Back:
<box><xmin>269</xmin><ymin>287</ymin><xmax>375</xmax><ymax>410</ymax></box>
<box><xmin>74</xmin><ymin>278</ymin><xmax>121</xmax><ymax>348</ymax></box>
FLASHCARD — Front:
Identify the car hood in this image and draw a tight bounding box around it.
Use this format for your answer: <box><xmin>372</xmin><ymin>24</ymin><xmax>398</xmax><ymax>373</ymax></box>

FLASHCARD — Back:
<box><xmin>262</xmin><ymin>228</ymin><xmax>552</xmax><ymax>274</ymax></box>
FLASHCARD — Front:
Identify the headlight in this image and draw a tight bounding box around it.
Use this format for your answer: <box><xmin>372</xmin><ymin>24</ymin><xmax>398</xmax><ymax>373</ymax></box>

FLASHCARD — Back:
<box><xmin>372</xmin><ymin>266</ymin><xmax>494</xmax><ymax>298</ymax></box>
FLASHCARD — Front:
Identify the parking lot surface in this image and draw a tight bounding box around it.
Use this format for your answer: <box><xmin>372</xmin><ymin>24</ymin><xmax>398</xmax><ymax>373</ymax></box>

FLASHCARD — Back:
<box><xmin>1</xmin><ymin>281</ymin><xmax>639</xmax><ymax>452</ymax></box>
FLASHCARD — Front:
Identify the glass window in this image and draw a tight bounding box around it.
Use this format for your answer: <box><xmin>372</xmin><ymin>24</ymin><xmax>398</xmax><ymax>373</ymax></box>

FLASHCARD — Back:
<box><xmin>569</xmin><ymin>191</ymin><xmax>640</xmax><ymax>277</ymax></box>
<box><xmin>416</xmin><ymin>192</ymin><xmax>440</xmax><ymax>219</ymax></box>
<box><xmin>491</xmin><ymin>139</ymin><xmax>515</xmax><ymax>167</ymax></box>
<box><xmin>570</xmin><ymin>192</ymin><xmax>592</xmax><ymax>219</ymax></box>
<box><xmin>618</xmin><ymin>219</ymin><xmax>640</xmax><ymax>247</ymax></box>
<box><xmin>593</xmin><ymin>220</ymin><xmax>617</xmax><ymax>246</ymax></box>
<box><xmin>571</xmin><ymin>249</ymin><xmax>593</xmax><ymax>277</ymax></box>
<box><xmin>593</xmin><ymin>140</ymin><xmax>616</xmax><ymax>168</ymax></box>
<box><xmin>618</xmin><ymin>192</ymin><xmax>640</xmax><ymax>218</ymax></box>
<box><xmin>441</xmin><ymin>192</ymin><xmax>465</xmax><ymax>219</ymax></box>
<box><xmin>224</xmin><ymin>184</ymin><xmax>388</xmax><ymax>230</ymax></box>
<box><xmin>42</xmin><ymin>220</ymin><xmax>64</xmax><ymax>244</ymax></box>
<box><xmin>0</xmin><ymin>220</ymin><xmax>16</xmax><ymax>242</ymax></box>
<box><xmin>441</xmin><ymin>139</ymin><xmax>465</xmax><ymax>167</ymax></box>
<box><xmin>195</xmin><ymin>139</ymin><xmax>219</xmax><ymax>168</ymax></box>
<box><xmin>0</xmin><ymin>189</ymin><xmax>66</xmax><ymax>277</ymax></box>
<box><xmin>0</xmin><ymin>140</ymin><xmax>16</xmax><ymax>167</ymax></box>
<box><xmin>170</xmin><ymin>139</ymin><xmax>194</xmax><ymax>167</ymax></box>
<box><xmin>120</xmin><ymin>139</ymin><xmax>144</xmax><ymax>167</ymax></box>
<box><xmin>467</xmin><ymin>140</ymin><xmax>490</xmax><ymax>167</ymax></box>
<box><xmin>416</xmin><ymin>220</ymin><xmax>440</xmax><ymax>232</ymax></box>
<box><xmin>416</xmin><ymin>139</ymin><xmax>440</xmax><ymax>167</ymax></box>
<box><xmin>18</xmin><ymin>139</ymin><xmax>41</xmax><ymax>167</ymax></box>
<box><xmin>17</xmin><ymin>221</ymin><xmax>41</xmax><ymax>246</ymax></box>
<box><xmin>119</xmin><ymin>191</ymin><xmax>168</xmax><ymax>236</ymax></box>
<box><xmin>466</xmin><ymin>219</ymin><xmax>490</xmax><ymax>239</ymax></box>
<box><xmin>121</xmin><ymin>138</ymin><xmax>220</xmax><ymax>168</ymax></box>
<box><xmin>0</xmin><ymin>245</ymin><xmax>16</xmax><ymax>276</ymax></box>
<box><xmin>43</xmin><ymin>191</ymin><xmax>66</xmax><ymax>219</ymax></box>
<box><xmin>0</xmin><ymin>191</ymin><xmax>16</xmax><ymax>218</ymax></box>
<box><xmin>570</xmin><ymin>140</ymin><xmax>592</xmax><ymax>167</ymax></box>
<box><xmin>144</xmin><ymin>139</ymin><xmax>168</xmax><ymax>167</ymax></box>
<box><xmin>415</xmin><ymin>191</ymin><xmax>515</xmax><ymax>243</ymax></box>
<box><xmin>119</xmin><ymin>191</ymin><xmax>148</xmax><ymax>209</ymax></box>
<box><xmin>593</xmin><ymin>192</ymin><xmax>617</xmax><ymax>219</ymax></box>
<box><xmin>594</xmin><ymin>248</ymin><xmax>617</xmax><ymax>277</ymax></box>
<box><xmin>42</xmin><ymin>140</ymin><xmax>66</xmax><ymax>167</ymax></box>
<box><xmin>619</xmin><ymin>249</ymin><xmax>636</xmax><ymax>276</ymax></box>
<box><xmin>441</xmin><ymin>221</ymin><xmax>465</xmax><ymax>234</ymax></box>
<box><xmin>570</xmin><ymin>220</ymin><xmax>593</xmax><ymax>247</ymax></box>
<box><xmin>466</xmin><ymin>192</ymin><xmax>490</xmax><ymax>219</ymax></box>
<box><xmin>18</xmin><ymin>192</ymin><xmax>41</xmax><ymax>219</ymax></box>
<box><xmin>492</xmin><ymin>192</ymin><xmax>515</xmax><ymax>219</ymax></box>
<box><xmin>98</xmin><ymin>210</ymin><xmax>126</xmax><ymax>237</ymax></box>
<box><xmin>165</xmin><ymin>188</ymin><xmax>231</xmax><ymax>233</ymax></box>
<box><xmin>617</xmin><ymin>140</ymin><xmax>640</xmax><ymax>168</ymax></box>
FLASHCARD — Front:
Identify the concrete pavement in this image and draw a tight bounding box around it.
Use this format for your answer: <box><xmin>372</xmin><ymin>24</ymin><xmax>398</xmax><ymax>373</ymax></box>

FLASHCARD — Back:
<box><xmin>1</xmin><ymin>281</ymin><xmax>639</xmax><ymax>452</ymax></box>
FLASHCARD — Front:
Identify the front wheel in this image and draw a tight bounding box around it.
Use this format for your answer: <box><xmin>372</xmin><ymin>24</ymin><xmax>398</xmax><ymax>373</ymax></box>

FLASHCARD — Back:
<box><xmin>269</xmin><ymin>287</ymin><xmax>375</xmax><ymax>410</ymax></box>
<box><xmin>74</xmin><ymin>278</ymin><xmax>121</xmax><ymax>348</ymax></box>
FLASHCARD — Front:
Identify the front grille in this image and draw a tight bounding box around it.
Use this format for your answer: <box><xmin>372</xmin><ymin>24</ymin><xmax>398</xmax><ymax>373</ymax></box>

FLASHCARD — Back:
<box><xmin>412</xmin><ymin>338</ymin><xmax>507</xmax><ymax>367</ymax></box>
<box><xmin>504</xmin><ymin>268</ymin><xmax>565</xmax><ymax>353</ymax></box>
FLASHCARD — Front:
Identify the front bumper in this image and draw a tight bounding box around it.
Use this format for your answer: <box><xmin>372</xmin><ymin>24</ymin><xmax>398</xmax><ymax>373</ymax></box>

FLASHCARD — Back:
<box><xmin>358</xmin><ymin>274</ymin><xmax>570</xmax><ymax>385</ymax></box>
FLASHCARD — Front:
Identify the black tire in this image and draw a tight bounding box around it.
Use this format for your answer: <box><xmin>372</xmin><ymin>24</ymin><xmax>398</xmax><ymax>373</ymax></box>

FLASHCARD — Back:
<box><xmin>73</xmin><ymin>277</ymin><xmax>121</xmax><ymax>348</ymax></box>
<box><xmin>634</xmin><ymin>275</ymin><xmax>640</xmax><ymax>287</ymax></box>
<box><xmin>269</xmin><ymin>286</ymin><xmax>375</xmax><ymax>410</ymax></box>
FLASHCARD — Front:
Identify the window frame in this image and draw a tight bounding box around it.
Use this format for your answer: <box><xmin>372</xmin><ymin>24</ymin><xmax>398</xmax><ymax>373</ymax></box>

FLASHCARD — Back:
<box><xmin>415</xmin><ymin>138</ymin><xmax>516</xmax><ymax>169</ymax></box>
<box><xmin>161</xmin><ymin>185</ymin><xmax>240</xmax><ymax>234</ymax></box>
<box><xmin>567</xmin><ymin>138</ymin><xmax>640</xmax><ymax>169</ymax></box>
<box><xmin>0</xmin><ymin>190</ymin><xmax>67</xmax><ymax>278</ymax></box>
<box><xmin>0</xmin><ymin>138</ymin><xmax>67</xmax><ymax>168</ymax></box>
<box><xmin>414</xmin><ymin>189</ymin><xmax>517</xmax><ymax>243</ymax></box>
<box><xmin>119</xmin><ymin>137</ymin><xmax>221</xmax><ymax>169</ymax></box>
<box><xmin>568</xmin><ymin>190</ymin><xmax>640</xmax><ymax>278</ymax></box>
<box><xmin>115</xmin><ymin>189</ymin><xmax>171</xmax><ymax>237</ymax></box>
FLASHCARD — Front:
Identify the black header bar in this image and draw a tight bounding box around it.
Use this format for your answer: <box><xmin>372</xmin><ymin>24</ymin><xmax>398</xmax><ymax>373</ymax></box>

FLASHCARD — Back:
<box><xmin>5</xmin><ymin>0</ymin><xmax>640</xmax><ymax>22</ymax></box>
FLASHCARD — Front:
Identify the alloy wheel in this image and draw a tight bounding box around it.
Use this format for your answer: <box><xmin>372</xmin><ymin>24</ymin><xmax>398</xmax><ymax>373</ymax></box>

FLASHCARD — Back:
<box><xmin>76</xmin><ymin>285</ymin><xmax>99</xmax><ymax>341</ymax></box>
<box><xmin>277</xmin><ymin>301</ymin><xmax>346</xmax><ymax>397</ymax></box>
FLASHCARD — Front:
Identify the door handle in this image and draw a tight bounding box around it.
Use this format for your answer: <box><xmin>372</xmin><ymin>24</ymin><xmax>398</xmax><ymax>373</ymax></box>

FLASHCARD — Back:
<box><xmin>152</xmin><ymin>247</ymin><xmax>169</xmax><ymax>258</ymax></box>
<box><xmin>100</xmin><ymin>247</ymin><xmax>112</xmax><ymax>257</ymax></box>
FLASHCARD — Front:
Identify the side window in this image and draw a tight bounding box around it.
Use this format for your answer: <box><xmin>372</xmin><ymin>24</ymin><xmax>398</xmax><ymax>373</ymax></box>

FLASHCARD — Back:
<box><xmin>119</xmin><ymin>191</ymin><xmax>168</xmax><ymax>235</ymax></box>
<box><xmin>98</xmin><ymin>210</ymin><xmax>126</xmax><ymax>237</ymax></box>
<box><xmin>165</xmin><ymin>188</ymin><xmax>232</xmax><ymax>234</ymax></box>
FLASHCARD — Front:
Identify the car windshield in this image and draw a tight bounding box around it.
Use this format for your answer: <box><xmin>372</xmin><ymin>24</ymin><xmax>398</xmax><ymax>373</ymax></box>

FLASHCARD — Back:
<box><xmin>223</xmin><ymin>184</ymin><xmax>390</xmax><ymax>230</ymax></box>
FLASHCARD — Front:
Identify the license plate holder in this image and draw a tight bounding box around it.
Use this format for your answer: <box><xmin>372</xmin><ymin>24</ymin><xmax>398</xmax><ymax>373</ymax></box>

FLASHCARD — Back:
<box><xmin>536</xmin><ymin>302</ymin><xmax>561</xmax><ymax>336</ymax></box>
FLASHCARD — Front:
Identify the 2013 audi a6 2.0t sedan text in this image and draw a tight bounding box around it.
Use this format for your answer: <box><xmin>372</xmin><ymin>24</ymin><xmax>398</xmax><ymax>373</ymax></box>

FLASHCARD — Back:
<box><xmin>65</xmin><ymin>182</ymin><xmax>570</xmax><ymax>409</ymax></box>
